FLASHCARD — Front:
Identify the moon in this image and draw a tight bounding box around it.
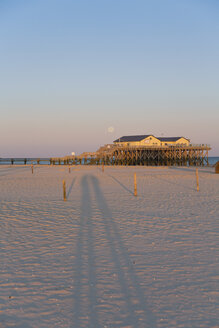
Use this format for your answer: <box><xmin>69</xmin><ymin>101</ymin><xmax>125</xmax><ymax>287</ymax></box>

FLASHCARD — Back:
<box><xmin>107</xmin><ymin>126</ymin><xmax>115</xmax><ymax>133</ymax></box>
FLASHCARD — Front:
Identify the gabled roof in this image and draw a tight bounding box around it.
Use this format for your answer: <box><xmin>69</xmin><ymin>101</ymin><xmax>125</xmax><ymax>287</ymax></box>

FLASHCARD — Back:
<box><xmin>114</xmin><ymin>135</ymin><xmax>154</xmax><ymax>142</ymax></box>
<box><xmin>157</xmin><ymin>137</ymin><xmax>190</xmax><ymax>142</ymax></box>
<box><xmin>114</xmin><ymin>135</ymin><xmax>190</xmax><ymax>143</ymax></box>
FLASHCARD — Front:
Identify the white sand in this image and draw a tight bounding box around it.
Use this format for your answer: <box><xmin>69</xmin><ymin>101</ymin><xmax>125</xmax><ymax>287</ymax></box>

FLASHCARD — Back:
<box><xmin>0</xmin><ymin>165</ymin><xmax>218</xmax><ymax>328</ymax></box>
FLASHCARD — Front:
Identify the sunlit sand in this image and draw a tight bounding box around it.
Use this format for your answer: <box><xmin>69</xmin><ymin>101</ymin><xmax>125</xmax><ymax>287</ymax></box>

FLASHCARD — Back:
<box><xmin>0</xmin><ymin>165</ymin><xmax>218</xmax><ymax>327</ymax></box>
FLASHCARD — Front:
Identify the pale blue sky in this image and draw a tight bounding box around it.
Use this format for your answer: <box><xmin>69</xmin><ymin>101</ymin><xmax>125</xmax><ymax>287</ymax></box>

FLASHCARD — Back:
<box><xmin>0</xmin><ymin>0</ymin><xmax>219</xmax><ymax>156</ymax></box>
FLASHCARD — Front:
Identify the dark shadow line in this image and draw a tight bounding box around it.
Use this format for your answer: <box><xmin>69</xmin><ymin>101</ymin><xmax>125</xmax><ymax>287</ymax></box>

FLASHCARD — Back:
<box><xmin>66</xmin><ymin>177</ymin><xmax>76</xmax><ymax>198</ymax></box>
<box><xmin>168</xmin><ymin>167</ymin><xmax>215</xmax><ymax>174</ymax></box>
<box><xmin>72</xmin><ymin>177</ymin><xmax>86</xmax><ymax>327</ymax></box>
<box><xmin>85</xmin><ymin>176</ymin><xmax>100</xmax><ymax>328</ymax></box>
<box><xmin>107</xmin><ymin>173</ymin><xmax>134</xmax><ymax>195</ymax></box>
<box><xmin>89</xmin><ymin>176</ymin><xmax>139</xmax><ymax>327</ymax></box>
<box><xmin>150</xmin><ymin>175</ymin><xmax>195</xmax><ymax>191</ymax></box>
<box><xmin>168</xmin><ymin>167</ymin><xmax>195</xmax><ymax>172</ymax></box>
<box><xmin>73</xmin><ymin>175</ymin><xmax>100</xmax><ymax>328</ymax></box>
<box><xmin>90</xmin><ymin>175</ymin><xmax>157</xmax><ymax>328</ymax></box>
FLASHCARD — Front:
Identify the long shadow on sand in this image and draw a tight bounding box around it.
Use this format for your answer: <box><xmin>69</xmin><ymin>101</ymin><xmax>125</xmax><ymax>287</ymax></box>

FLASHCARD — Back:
<box><xmin>73</xmin><ymin>175</ymin><xmax>100</xmax><ymax>328</ymax></box>
<box><xmin>67</xmin><ymin>177</ymin><xmax>76</xmax><ymax>198</ymax></box>
<box><xmin>168</xmin><ymin>166</ymin><xmax>215</xmax><ymax>175</ymax></box>
<box><xmin>90</xmin><ymin>175</ymin><xmax>157</xmax><ymax>328</ymax></box>
<box><xmin>107</xmin><ymin>173</ymin><xmax>134</xmax><ymax>195</ymax></box>
<box><xmin>149</xmin><ymin>174</ymin><xmax>195</xmax><ymax>191</ymax></box>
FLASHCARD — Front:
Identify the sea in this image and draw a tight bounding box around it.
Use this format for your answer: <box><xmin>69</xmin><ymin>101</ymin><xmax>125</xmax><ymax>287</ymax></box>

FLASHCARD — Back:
<box><xmin>208</xmin><ymin>157</ymin><xmax>219</xmax><ymax>166</ymax></box>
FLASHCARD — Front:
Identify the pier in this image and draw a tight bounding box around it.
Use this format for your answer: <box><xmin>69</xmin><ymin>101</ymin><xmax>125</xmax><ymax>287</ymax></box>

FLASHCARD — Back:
<box><xmin>1</xmin><ymin>144</ymin><xmax>210</xmax><ymax>166</ymax></box>
<box><xmin>99</xmin><ymin>144</ymin><xmax>211</xmax><ymax>166</ymax></box>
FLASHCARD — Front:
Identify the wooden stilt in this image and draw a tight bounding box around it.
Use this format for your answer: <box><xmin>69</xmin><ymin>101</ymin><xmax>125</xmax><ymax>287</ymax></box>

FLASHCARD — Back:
<box><xmin>215</xmin><ymin>161</ymin><xmax>219</xmax><ymax>174</ymax></box>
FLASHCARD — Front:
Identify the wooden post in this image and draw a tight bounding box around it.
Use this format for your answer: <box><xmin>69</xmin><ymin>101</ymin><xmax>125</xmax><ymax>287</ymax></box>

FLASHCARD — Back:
<box><xmin>102</xmin><ymin>163</ymin><xmax>104</xmax><ymax>172</ymax></box>
<box><xmin>63</xmin><ymin>180</ymin><xmax>67</xmax><ymax>201</ymax></box>
<box><xmin>134</xmin><ymin>173</ymin><xmax>137</xmax><ymax>196</ymax></box>
<box><xmin>215</xmin><ymin>161</ymin><xmax>219</xmax><ymax>174</ymax></box>
<box><xmin>196</xmin><ymin>168</ymin><xmax>199</xmax><ymax>192</ymax></box>
<box><xmin>31</xmin><ymin>164</ymin><xmax>34</xmax><ymax>174</ymax></box>
<box><xmin>69</xmin><ymin>166</ymin><xmax>71</xmax><ymax>173</ymax></box>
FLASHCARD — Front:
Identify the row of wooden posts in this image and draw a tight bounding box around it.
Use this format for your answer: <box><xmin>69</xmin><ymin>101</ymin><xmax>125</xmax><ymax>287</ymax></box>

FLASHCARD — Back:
<box><xmin>30</xmin><ymin>164</ymin><xmax>203</xmax><ymax>201</ymax></box>
<box><xmin>62</xmin><ymin>166</ymin><xmax>199</xmax><ymax>202</ymax></box>
<box><xmin>62</xmin><ymin>163</ymin><xmax>106</xmax><ymax>201</ymax></box>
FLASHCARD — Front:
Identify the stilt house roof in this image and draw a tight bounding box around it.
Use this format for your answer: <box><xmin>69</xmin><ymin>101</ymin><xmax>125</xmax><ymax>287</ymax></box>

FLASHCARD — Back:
<box><xmin>114</xmin><ymin>135</ymin><xmax>153</xmax><ymax>142</ymax></box>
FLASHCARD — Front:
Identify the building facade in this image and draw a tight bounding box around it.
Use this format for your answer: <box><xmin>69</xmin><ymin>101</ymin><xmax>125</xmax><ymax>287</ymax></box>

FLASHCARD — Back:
<box><xmin>113</xmin><ymin>135</ymin><xmax>190</xmax><ymax>147</ymax></box>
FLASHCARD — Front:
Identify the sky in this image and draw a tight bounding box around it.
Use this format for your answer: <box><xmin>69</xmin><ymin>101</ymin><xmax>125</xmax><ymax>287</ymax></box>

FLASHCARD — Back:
<box><xmin>0</xmin><ymin>0</ymin><xmax>219</xmax><ymax>157</ymax></box>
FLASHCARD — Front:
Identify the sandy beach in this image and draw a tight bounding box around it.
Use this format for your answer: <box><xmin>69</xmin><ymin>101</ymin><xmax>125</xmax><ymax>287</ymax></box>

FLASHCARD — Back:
<box><xmin>0</xmin><ymin>165</ymin><xmax>218</xmax><ymax>328</ymax></box>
